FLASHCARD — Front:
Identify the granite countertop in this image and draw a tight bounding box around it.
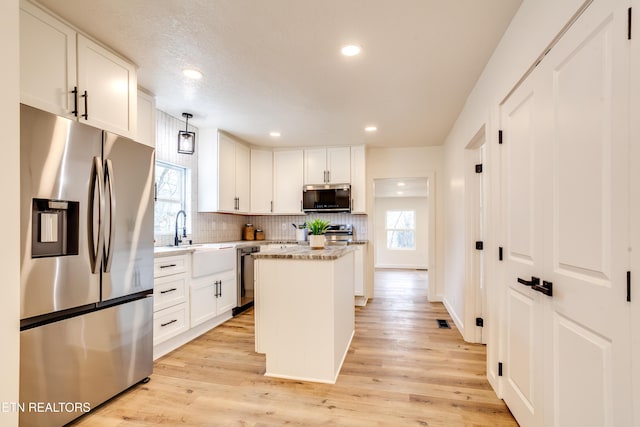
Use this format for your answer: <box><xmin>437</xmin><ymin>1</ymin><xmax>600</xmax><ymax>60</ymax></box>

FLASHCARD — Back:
<box><xmin>154</xmin><ymin>239</ymin><xmax>368</xmax><ymax>258</ymax></box>
<box><xmin>252</xmin><ymin>244</ymin><xmax>356</xmax><ymax>260</ymax></box>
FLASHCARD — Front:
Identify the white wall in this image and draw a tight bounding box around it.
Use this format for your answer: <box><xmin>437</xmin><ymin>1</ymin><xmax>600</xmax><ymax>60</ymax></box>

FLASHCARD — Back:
<box><xmin>366</xmin><ymin>146</ymin><xmax>444</xmax><ymax>299</ymax></box>
<box><xmin>1</xmin><ymin>0</ymin><xmax>21</xmax><ymax>425</ymax></box>
<box><xmin>440</xmin><ymin>0</ymin><xmax>588</xmax><ymax>365</ymax></box>
<box><xmin>374</xmin><ymin>197</ymin><xmax>428</xmax><ymax>269</ymax></box>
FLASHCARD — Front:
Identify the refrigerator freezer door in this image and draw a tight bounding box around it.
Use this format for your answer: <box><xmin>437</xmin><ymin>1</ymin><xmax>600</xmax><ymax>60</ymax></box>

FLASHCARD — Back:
<box><xmin>102</xmin><ymin>132</ymin><xmax>155</xmax><ymax>301</ymax></box>
<box><xmin>20</xmin><ymin>104</ymin><xmax>103</xmax><ymax>319</ymax></box>
<box><xmin>19</xmin><ymin>296</ymin><xmax>153</xmax><ymax>427</ymax></box>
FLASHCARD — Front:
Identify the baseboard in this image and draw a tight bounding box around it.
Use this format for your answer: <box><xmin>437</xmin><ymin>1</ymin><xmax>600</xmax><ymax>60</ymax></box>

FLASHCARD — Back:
<box><xmin>442</xmin><ymin>297</ymin><xmax>465</xmax><ymax>338</ymax></box>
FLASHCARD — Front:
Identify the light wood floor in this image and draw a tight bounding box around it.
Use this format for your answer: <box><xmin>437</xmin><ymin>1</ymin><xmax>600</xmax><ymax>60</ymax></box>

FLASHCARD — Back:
<box><xmin>70</xmin><ymin>269</ymin><xmax>517</xmax><ymax>426</ymax></box>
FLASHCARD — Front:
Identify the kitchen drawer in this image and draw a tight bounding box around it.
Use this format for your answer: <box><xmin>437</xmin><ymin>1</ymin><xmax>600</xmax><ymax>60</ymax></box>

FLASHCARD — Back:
<box><xmin>153</xmin><ymin>303</ymin><xmax>189</xmax><ymax>345</ymax></box>
<box><xmin>154</xmin><ymin>255</ymin><xmax>188</xmax><ymax>278</ymax></box>
<box><xmin>154</xmin><ymin>273</ymin><xmax>188</xmax><ymax>311</ymax></box>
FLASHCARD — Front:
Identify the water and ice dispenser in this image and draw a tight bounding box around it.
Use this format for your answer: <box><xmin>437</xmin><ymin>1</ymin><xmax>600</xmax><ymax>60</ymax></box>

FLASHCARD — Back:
<box><xmin>31</xmin><ymin>198</ymin><xmax>79</xmax><ymax>258</ymax></box>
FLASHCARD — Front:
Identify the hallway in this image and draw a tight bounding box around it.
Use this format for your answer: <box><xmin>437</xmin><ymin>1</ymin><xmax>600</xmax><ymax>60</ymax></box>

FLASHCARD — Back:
<box><xmin>71</xmin><ymin>270</ymin><xmax>516</xmax><ymax>426</ymax></box>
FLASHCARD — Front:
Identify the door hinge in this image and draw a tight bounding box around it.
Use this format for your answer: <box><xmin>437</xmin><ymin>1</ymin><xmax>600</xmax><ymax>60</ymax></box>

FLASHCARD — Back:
<box><xmin>498</xmin><ymin>130</ymin><xmax>503</xmax><ymax>145</ymax></box>
<box><xmin>498</xmin><ymin>362</ymin><xmax>503</xmax><ymax>377</ymax></box>
<box><xmin>627</xmin><ymin>271</ymin><xmax>631</xmax><ymax>302</ymax></box>
<box><xmin>475</xmin><ymin>241</ymin><xmax>484</xmax><ymax>250</ymax></box>
<box><xmin>498</xmin><ymin>246</ymin><xmax>503</xmax><ymax>261</ymax></box>
<box><xmin>475</xmin><ymin>317</ymin><xmax>484</xmax><ymax>327</ymax></box>
<box><xmin>475</xmin><ymin>164</ymin><xmax>483</xmax><ymax>173</ymax></box>
<box><xmin>628</xmin><ymin>7</ymin><xmax>632</xmax><ymax>40</ymax></box>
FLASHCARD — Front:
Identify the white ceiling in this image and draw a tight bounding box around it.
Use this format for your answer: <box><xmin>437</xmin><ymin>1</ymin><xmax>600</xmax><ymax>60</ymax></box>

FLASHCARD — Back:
<box><xmin>34</xmin><ymin>0</ymin><xmax>521</xmax><ymax>148</ymax></box>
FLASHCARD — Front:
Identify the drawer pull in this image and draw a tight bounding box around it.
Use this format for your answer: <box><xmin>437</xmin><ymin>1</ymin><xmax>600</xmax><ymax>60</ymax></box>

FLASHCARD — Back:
<box><xmin>159</xmin><ymin>264</ymin><xmax>177</xmax><ymax>269</ymax></box>
<box><xmin>160</xmin><ymin>319</ymin><xmax>178</xmax><ymax>327</ymax></box>
<box><xmin>160</xmin><ymin>287</ymin><xmax>178</xmax><ymax>294</ymax></box>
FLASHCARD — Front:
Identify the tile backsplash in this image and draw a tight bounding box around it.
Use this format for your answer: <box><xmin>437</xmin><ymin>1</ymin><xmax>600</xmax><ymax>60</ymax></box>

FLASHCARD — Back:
<box><xmin>154</xmin><ymin>110</ymin><xmax>367</xmax><ymax>245</ymax></box>
<box><xmin>249</xmin><ymin>213</ymin><xmax>368</xmax><ymax>241</ymax></box>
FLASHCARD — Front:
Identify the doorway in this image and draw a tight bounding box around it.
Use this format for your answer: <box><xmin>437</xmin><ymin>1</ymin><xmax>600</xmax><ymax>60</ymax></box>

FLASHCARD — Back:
<box><xmin>464</xmin><ymin>126</ymin><xmax>487</xmax><ymax>344</ymax></box>
<box><xmin>373</xmin><ymin>177</ymin><xmax>432</xmax><ymax>297</ymax></box>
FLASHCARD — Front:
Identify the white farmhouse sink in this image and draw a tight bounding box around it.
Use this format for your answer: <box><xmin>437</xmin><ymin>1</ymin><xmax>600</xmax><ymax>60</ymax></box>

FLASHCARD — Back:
<box><xmin>192</xmin><ymin>246</ymin><xmax>236</xmax><ymax>278</ymax></box>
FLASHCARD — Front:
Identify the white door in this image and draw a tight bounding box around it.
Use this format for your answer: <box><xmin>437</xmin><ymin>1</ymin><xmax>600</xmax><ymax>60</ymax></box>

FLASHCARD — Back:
<box><xmin>217</xmin><ymin>271</ymin><xmax>237</xmax><ymax>314</ymax></box>
<box><xmin>77</xmin><ymin>35</ymin><xmax>136</xmax><ymax>138</ymax></box>
<box><xmin>500</xmin><ymin>1</ymin><xmax>632</xmax><ymax>425</ymax></box>
<box><xmin>235</xmin><ymin>142</ymin><xmax>251</xmax><ymax>213</ymax></box>
<box><xmin>20</xmin><ymin>1</ymin><xmax>77</xmax><ymax>119</ymax></box>
<box><xmin>350</xmin><ymin>146</ymin><xmax>366</xmax><ymax>213</ymax></box>
<box><xmin>500</xmin><ymin>71</ymin><xmax>546</xmax><ymax>427</ymax></box>
<box><xmin>273</xmin><ymin>150</ymin><xmax>304</xmax><ymax>214</ymax></box>
<box><xmin>538</xmin><ymin>2</ymin><xmax>631</xmax><ymax>425</ymax></box>
<box><xmin>327</xmin><ymin>147</ymin><xmax>351</xmax><ymax>183</ymax></box>
<box><xmin>250</xmin><ymin>149</ymin><xmax>274</xmax><ymax>213</ymax></box>
<box><xmin>217</xmin><ymin>134</ymin><xmax>237</xmax><ymax>212</ymax></box>
<box><xmin>304</xmin><ymin>148</ymin><xmax>327</xmax><ymax>184</ymax></box>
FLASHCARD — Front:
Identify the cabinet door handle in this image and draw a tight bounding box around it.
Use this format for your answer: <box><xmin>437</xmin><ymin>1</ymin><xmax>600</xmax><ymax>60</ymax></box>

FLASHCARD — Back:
<box><xmin>159</xmin><ymin>264</ymin><xmax>177</xmax><ymax>269</ymax></box>
<box><xmin>81</xmin><ymin>90</ymin><xmax>88</xmax><ymax>120</ymax></box>
<box><xmin>327</xmin><ymin>170</ymin><xmax>330</xmax><ymax>183</ymax></box>
<box><xmin>270</xmin><ymin>200</ymin><xmax>273</xmax><ymax>213</ymax></box>
<box><xmin>160</xmin><ymin>287</ymin><xmax>177</xmax><ymax>294</ymax></box>
<box><xmin>517</xmin><ymin>276</ymin><xmax>540</xmax><ymax>287</ymax></box>
<box><xmin>160</xmin><ymin>319</ymin><xmax>178</xmax><ymax>327</ymax></box>
<box><xmin>300</xmin><ymin>200</ymin><xmax>303</xmax><ymax>212</ymax></box>
<box><xmin>71</xmin><ymin>86</ymin><xmax>78</xmax><ymax>116</ymax></box>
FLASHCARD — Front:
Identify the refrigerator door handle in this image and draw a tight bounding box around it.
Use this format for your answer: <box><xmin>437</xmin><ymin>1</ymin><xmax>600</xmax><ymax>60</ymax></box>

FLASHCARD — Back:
<box><xmin>88</xmin><ymin>157</ymin><xmax>105</xmax><ymax>274</ymax></box>
<box><xmin>104</xmin><ymin>158</ymin><xmax>116</xmax><ymax>273</ymax></box>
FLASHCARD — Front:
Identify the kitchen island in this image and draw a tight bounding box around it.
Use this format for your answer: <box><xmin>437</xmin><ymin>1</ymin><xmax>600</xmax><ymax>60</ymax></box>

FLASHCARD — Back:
<box><xmin>253</xmin><ymin>245</ymin><xmax>355</xmax><ymax>384</ymax></box>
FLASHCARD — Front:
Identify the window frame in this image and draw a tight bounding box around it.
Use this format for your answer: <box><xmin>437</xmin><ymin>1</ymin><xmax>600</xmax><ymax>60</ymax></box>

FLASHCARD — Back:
<box><xmin>385</xmin><ymin>209</ymin><xmax>416</xmax><ymax>251</ymax></box>
<box><xmin>154</xmin><ymin>160</ymin><xmax>189</xmax><ymax>236</ymax></box>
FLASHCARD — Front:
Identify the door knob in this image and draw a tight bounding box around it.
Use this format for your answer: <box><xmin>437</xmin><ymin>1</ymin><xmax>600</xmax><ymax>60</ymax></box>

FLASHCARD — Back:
<box><xmin>517</xmin><ymin>276</ymin><xmax>540</xmax><ymax>287</ymax></box>
<box><xmin>532</xmin><ymin>280</ymin><xmax>553</xmax><ymax>297</ymax></box>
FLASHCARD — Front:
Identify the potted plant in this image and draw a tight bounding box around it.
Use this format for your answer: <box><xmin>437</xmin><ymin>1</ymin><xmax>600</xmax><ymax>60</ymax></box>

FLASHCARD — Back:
<box><xmin>307</xmin><ymin>218</ymin><xmax>330</xmax><ymax>249</ymax></box>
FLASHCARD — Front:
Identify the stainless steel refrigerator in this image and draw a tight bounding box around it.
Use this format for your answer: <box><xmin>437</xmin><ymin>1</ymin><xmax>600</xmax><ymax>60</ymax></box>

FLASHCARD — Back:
<box><xmin>19</xmin><ymin>104</ymin><xmax>155</xmax><ymax>427</ymax></box>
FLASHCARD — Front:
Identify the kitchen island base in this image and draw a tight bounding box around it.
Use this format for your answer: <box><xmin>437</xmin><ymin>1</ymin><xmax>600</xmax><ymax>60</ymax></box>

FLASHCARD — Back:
<box><xmin>254</xmin><ymin>248</ymin><xmax>355</xmax><ymax>384</ymax></box>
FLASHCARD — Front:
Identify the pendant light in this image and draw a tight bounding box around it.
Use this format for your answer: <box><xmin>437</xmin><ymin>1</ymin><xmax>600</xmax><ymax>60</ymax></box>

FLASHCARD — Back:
<box><xmin>177</xmin><ymin>112</ymin><xmax>195</xmax><ymax>154</ymax></box>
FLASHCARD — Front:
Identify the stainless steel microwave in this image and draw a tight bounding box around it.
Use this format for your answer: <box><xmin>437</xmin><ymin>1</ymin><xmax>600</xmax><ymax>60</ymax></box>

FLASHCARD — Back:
<box><xmin>302</xmin><ymin>184</ymin><xmax>351</xmax><ymax>212</ymax></box>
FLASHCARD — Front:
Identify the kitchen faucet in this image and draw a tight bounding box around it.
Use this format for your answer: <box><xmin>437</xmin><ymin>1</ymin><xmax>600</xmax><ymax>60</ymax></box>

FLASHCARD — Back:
<box><xmin>174</xmin><ymin>210</ymin><xmax>187</xmax><ymax>246</ymax></box>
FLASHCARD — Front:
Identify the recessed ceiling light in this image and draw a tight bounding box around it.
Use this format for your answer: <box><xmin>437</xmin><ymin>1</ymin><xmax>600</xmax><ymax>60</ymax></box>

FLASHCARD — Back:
<box><xmin>270</xmin><ymin>132</ymin><xmax>281</xmax><ymax>137</ymax></box>
<box><xmin>397</xmin><ymin>191</ymin><xmax>404</xmax><ymax>195</ymax></box>
<box><xmin>182</xmin><ymin>68</ymin><xmax>203</xmax><ymax>79</ymax></box>
<box><xmin>341</xmin><ymin>45</ymin><xmax>361</xmax><ymax>56</ymax></box>
<box><xmin>397</xmin><ymin>182</ymin><xmax>406</xmax><ymax>187</ymax></box>
<box><xmin>365</xmin><ymin>126</ymin><xmax>377</xmax><ymax>132</ymax></box>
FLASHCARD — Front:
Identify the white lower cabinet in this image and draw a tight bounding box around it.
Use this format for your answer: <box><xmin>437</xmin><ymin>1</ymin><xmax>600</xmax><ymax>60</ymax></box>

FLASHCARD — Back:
<box><xmin>153</xmin><ymin>303</ymin><xmax>189</xmax><ymax>344</ymax></box>
<box><xmin>353</xmin><ymin>245</ymin><xmax>364</xmax><ymax>296</ymax></box>
<box><xmin>352</xmin><ymin>244</ymin><xmax>368</xmax><ymax>306</ymax></box>
<box><xmin>153</xmin><ymin>254</ymin><xmax>190</xmax><ymax>349</ymax></box>
<box><xmin>153</xmin><ymin>248</ymin><xmax>238</xmax><ymax>360</ymax></box>
<box><xmin>190</xmin><ymin>270</ymin><xmax>236</xmax><ymax>327</ymax></box>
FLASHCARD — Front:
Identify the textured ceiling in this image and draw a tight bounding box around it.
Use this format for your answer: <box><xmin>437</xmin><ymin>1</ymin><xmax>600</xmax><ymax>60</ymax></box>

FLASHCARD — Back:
<box><xmin>34</xmin><ymin>0</ymin><xmax>521</xmax><ymax>148</ymax></box>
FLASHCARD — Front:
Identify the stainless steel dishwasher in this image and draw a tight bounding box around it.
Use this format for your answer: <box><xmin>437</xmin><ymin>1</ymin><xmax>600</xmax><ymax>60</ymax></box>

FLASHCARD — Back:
<box><xmin>233</xmin><ymin>245</ymin><xmax>260</xmax><ymax>316</ymax></box>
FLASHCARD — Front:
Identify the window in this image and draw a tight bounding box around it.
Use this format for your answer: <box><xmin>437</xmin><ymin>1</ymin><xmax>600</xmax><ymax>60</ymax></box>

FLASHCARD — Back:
<box><xmin>155</xmin><ymin>161</ymin><xmax>189</xmax><ymax>235</ymax></box>
<box><xmin>386</xmin><ymin>210</ymin><xmax>415</xmax><ymax>250</ymax></box>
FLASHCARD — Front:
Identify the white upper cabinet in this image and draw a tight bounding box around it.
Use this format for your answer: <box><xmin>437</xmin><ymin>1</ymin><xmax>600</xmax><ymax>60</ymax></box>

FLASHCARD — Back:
<box><xmin>136</xmin><ymin>89</ymin><xmax>156</xmax><ymax>148</ymax></box>
<box><xmin>326</xmin><ymin>147</ymin><xmax>351</xmax><ymax>183</ymax></box>
<box><xmin>273</xmin><ymin>150</ymin><xmax>304</xmax><ymax>214</ymax></box>
<box><xmin>198</xmin><ymin>130</ymin><xmax>250</xmax><ymax>213</ymax></box>
<box><xmin>304</xmin><ymin>147</ymin><xmax>350</xmax><ymax>184</ymax></box>
<box><xmin>20</xmin><ymin>1</ymin><xmax>137</xmax><ymax>138</ymax></box>
<box><xmin>235</xmin><ymin>142</ymin><xmax>251</xmax><ymax>213</ymax></box>
<box><xmin>251</xmin><ymin>149</ymin><xmax>274</xmax><ymax>214</ymax></box>
<box><xmin>350</xmin><ymin>145</ymin><xmax>366</xmax><ymax>213</ymax></box>
<box><xmin>20</xmin><ymin>1</ymin><xmax>76</xmax><ymax>119</ymax></box>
